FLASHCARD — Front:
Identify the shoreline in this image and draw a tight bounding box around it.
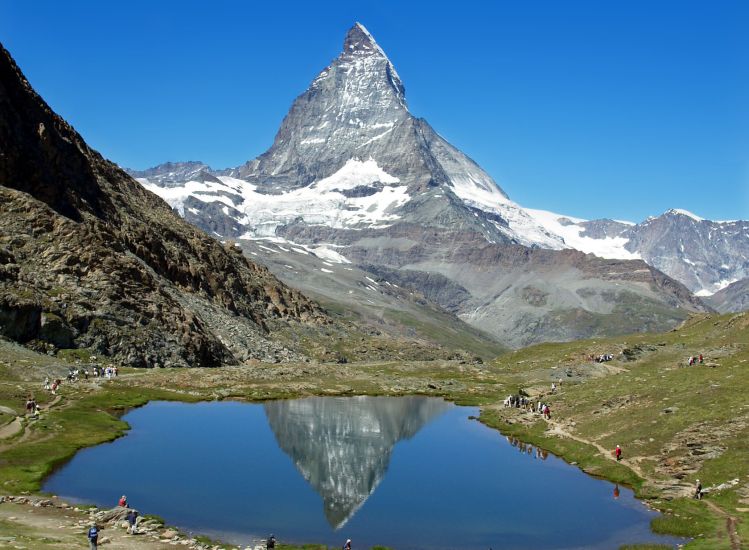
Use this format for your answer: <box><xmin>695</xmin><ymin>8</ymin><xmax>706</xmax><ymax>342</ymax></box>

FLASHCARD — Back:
<box><xmin>0</xmin><ymin>313</ymin><xmax>746</xmax><ymax>548</ymax></box>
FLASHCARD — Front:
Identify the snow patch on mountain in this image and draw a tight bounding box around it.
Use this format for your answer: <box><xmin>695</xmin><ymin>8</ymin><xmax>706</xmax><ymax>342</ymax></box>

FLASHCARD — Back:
<box><xmin>524</xmin><ymin>208</ymin><xmax>641</xmax><ymax>260</ymax></box>
<box><xmin>141</xmin><ymin>159</ymin><xmax>409</xmax><ymax>237</ymax></box>
<box><xmin>668</xmin><ymin>208</ymin><xmax>704</xmax><ymax>221</ymax></box>
<box><xmin>314</xmin><ymin>158</ymin><xmax>399</xmax><ymax>191</ymax></box>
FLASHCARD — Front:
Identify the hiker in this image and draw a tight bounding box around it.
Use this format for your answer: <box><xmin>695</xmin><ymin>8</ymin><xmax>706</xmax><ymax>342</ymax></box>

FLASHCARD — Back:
<box><xmin>266</xmin><ymin>533</ymin><xmax>276</xmax><ymax>549</ymax></box>
<box><xmin>694</xmin><ymin>479</ymin><xmax>703</xmax><ymax>500</ymax></box>
<box><xmin>118</xmin><ymin>494</ymin><xmax>128</xmax><ymax>507</ymax></box>
<box><xmin>51</xmin><ymin>381</ymin><xmax>58</xmax><ymax>395</ymax></box>
<box><xmin>343</xmin><ymin>539</ymin><xmax>352</xmax><ymax>550</ymax></box>
<box><xmin>699</xmin><ymin>354</ymin><xmax>703</xmax><ymax>364</ymax></box>
<box><xmin>43</xmin><ymin>377</ymin><xmax>50</xmax><ymax>391</ymax></box>
<box><xmin>126</xmin><ymin>508</ymin><xmax>138</xmax><ymax>534</ymax></box>
<box><xmin>551</xmin><ymin>382</ymin><xmax>557</xmax><ymax>393</ymax></box>
<box><xmin>87</xmin><ymin>523</ymin><xmax>100</xmax><ymax>550</ymax></box>
<box><xmin>543</xmin><ymin>405</ymin><xmax>551</xmax><ymax>420</ymax></box>
<box><xmin>615</xmin><ymin>445</ymin><xmax>622</xmax><ymax>461</ymax></box>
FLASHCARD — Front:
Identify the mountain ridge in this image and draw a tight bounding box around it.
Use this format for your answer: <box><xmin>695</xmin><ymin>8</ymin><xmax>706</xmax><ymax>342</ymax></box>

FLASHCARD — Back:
<box><xmin>130</xmin><ymin>23</ymin><xmax>715</xmax><ymax>347</ymax></box>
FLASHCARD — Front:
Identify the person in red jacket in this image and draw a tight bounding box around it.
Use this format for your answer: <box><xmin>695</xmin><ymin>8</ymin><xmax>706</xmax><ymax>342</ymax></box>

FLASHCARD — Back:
<box><xmin>615</xmin><ymin>445</ymin><xmax>622</xmax><ymax>461</ymax></box>
<box><xmin>118</xmin><ymin>495</ymin><xmax>128</xmax><ymax>507</ymax></box>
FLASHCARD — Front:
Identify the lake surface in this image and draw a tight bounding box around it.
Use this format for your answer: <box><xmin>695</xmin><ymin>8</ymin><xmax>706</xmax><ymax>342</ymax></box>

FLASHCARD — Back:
<box><xmin>43</xmin><ymin>397</ymin><xmax>681</xmax><ymax>549</ymax></box>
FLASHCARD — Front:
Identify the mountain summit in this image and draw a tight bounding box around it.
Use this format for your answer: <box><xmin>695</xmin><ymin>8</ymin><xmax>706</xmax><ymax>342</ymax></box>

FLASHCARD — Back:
<box><xmin>134</xmin><ymin>24</ymin><xmax>711</xmax><ymax>346</ymax></box>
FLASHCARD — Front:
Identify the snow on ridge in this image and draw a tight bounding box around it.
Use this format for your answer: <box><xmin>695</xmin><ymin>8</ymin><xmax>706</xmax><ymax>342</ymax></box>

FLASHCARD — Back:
<box><xmin>140</xmin><ymin>160</ymin><xmax>409</xmax><ymax>236</ymax></box>
<box><xmin>667</xmin><ymin>208</ymin><xmax>704</xmax><ymax>221</ymax></box>
<box><xmin>524</xmin><ymin>208</ymin><xmax>641</xmax><ymax>260</ymax></box>
<box><xmin>314</xmin><ymin>158</ymin><xmax>399</xmax><ymax>192</ymax></box>
<box><xmin>309</xmin><ymin>245</ymin><xmax>351</xmax><ymax>264</ymax></box>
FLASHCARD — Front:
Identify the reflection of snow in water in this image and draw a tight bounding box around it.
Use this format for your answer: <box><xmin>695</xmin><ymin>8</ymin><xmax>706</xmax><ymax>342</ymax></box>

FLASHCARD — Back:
<box><xmin>264</xmin><ymin>396</ymin><xmax>450</xmax><ymax>528</ymax></box>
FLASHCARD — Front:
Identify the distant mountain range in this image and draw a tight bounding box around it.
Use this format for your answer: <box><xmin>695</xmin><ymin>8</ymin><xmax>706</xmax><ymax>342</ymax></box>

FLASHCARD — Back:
<box><xmin>129</xmin><ymin>23</ymin><xmax>736</xmax><ymax>347</ymax></box>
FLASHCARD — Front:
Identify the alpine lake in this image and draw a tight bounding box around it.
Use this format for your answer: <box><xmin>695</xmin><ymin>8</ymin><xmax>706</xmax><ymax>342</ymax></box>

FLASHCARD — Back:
<box><xmin>43</xmin><ymin>396</ymin><xmax>683</xmax><ymax>549</ymax></box>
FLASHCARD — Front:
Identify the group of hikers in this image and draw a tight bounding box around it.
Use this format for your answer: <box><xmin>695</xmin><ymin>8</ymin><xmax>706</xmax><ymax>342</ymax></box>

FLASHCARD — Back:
<box><xmin>687</xmin><ymin>354</ymin><xmax>704</xmax><ymax>366</ymax></box>
<box><xmin>43</xmin><ymin>377</ymin><xmax>62</xmax><ymax>394</ymax></box>
<box><xmin>24</xmin><ymin>396</ymin><xmax>41</xmax><ymax>418</ymax></box>
<box><xmin>42</xmin><ymin>364</ymin><xmax>119</xmax><ymax>398</ymax></box>
<box><xmin>503</xmin><ymin>393</ymin><xmax>553</xmax><ymax>419</ymax></box>
<box><xmin>63</xmin><ymin>364</ymin><xmax>118</xmax><ymax>383</ymax></box>
<box><xmin>86</xmin><ymin>495</ymin><xmax>138</xmax><ymax>549</ymax></box>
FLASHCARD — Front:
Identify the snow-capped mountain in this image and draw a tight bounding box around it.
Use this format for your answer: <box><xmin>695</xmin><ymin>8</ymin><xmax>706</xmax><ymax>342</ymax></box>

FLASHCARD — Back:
<box><xmin>131</xmin><ymin>23</ymin><xmax>711</xmax><ymax>347</ymax></box>
<box><xmin>135</xmin><ymin>23</ymin><xmax>561</xmax><ymax>249</ymax></box>
<box><xmin>525</xmin><ymin>208</ymin><xmax>749</xmax><ymax>296</ymax></box>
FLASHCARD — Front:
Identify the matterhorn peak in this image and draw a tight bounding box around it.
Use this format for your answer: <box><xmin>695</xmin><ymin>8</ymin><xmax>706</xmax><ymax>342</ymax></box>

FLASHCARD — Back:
<box><xmin>343</xmin><ymin>22</ymin><xmax>384</xmax><ymax>55</ymax></box>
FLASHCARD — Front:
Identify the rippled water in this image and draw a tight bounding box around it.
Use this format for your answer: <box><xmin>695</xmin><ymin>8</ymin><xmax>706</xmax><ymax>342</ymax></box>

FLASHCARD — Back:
<box><xmin>43</xmin><ymin>397</ymin><xmax>681</xmax><ymax>549</ymax></box>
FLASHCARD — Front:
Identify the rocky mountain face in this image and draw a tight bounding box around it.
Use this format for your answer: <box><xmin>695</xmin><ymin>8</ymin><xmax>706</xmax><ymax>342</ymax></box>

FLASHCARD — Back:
<box><xmin>131</xmin><ymin>23</ymin><xmax>711</xmax><ymax>348</ymax></box>
<box><xmin>706</xmin><ymin>277</ymin><xmax>749</xmax><ymax>313</ymax></box>
<box><xmin>264</xmin><ymin>396</ymin><xmax>449</xmax><ymax>528</ymax></box>
<box><xmin>0</xmin><ymin>42</ymin><xmax>333</xmax><ymax>367</ymax></box>
<box><xmin>527</xmin><ymin>208</ymin><xmax>749</xmax><ymax>296</ymax></box>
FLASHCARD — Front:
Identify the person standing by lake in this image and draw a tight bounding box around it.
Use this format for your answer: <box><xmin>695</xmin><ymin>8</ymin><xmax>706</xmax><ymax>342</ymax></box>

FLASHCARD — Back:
<box><xmin>615</xmin><ymin>445</ymin><xmax>622</xmax><ymax>461</ymax></box>
<box><xmin>126</xmin><ymin>508</ymin><xmax>139</xmax><ymax>534</ymax></box>
<box><xmin>87</xmin><ymin>523</ymin><xmax>99</xmax><ymax>549</ymax></box>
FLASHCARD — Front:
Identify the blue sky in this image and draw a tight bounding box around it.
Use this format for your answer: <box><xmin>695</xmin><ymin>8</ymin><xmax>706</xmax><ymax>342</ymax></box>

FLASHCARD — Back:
<box><xmin>2</xmin><ymin>0</ymin><xmax>747</xmax><ymax>222</ymax></box>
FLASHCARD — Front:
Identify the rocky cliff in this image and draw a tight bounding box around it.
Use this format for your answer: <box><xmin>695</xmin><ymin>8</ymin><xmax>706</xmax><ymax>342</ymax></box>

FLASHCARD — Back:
<box><xmin>0</xmin><ymin>42</ymin><xmax>330</xmax><ymax>367</ymax></box>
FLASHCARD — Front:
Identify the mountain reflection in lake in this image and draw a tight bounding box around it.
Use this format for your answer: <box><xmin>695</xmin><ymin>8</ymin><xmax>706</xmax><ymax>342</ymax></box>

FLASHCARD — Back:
<box><xmin>43</xmin><ymin>397</ymin><xmax>682</xmax><ymax>549</ymax></box>
<box><xmin>264</xmin><ymin>396</ymin><xmax>450</xmax><ymax>528</ymax></box>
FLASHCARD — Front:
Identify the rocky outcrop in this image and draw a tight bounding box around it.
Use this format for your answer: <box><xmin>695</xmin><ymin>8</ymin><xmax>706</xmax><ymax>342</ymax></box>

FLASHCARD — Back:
<box><xmin>0</xmin><ymin>42</ymin><xmax>329</xmax><ymax>367</ymax></box>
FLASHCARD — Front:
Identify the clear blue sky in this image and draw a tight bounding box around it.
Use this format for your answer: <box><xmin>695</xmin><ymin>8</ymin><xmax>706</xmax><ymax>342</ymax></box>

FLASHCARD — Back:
<box><xmin>2</xmin><ymin>0</ymin><xmax>747</xmax><ymax>222</ymax></box>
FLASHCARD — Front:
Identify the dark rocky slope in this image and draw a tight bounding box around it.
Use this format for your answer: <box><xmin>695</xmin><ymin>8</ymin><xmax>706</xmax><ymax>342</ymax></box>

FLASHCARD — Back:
<box><xmin>0</xmin><ymin>43</ymin><xmax>330</xmax><ymax>367</ymax></box>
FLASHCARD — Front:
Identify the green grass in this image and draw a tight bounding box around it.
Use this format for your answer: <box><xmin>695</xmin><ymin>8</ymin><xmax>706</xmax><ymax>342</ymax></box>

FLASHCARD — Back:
<box><xmin>0</xmin><ymin>312</ymin><xmax>747</xmax><ymax>548</ymax></box>
<box><xmin>0</xmin><ymin>386</ymin><xmax>200</xmax><ymax>493</ymax></box>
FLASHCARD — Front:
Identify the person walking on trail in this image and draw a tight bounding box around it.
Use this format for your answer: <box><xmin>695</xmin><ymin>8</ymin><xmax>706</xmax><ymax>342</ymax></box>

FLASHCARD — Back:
<box><xmin>615</xmin><ymin>445</ymin><xmax>622</xmax><ymax>461</ymax></box>
<box><xmin>343</xmin><ymin>538</ymin><xmax>352</xmax><ymax>550</ymax></box>
<box><xmin>126</xmin><ymin>508</ymin><xmax>138</xmax><ymax>534</ymax></box>
<box><xmin>694</xmin><ymin>479</ymin><xmax>703</xmax><ymax>500</ymax></box>
<box><xmin>266</xmin><ymin>534</ymin><xmax>276</xmax><ymax>549</ymax></box>
<box><xmin>87</xmin><ymin>523</ymin><xmax>99</xmax><ymax>550</ymax></box>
